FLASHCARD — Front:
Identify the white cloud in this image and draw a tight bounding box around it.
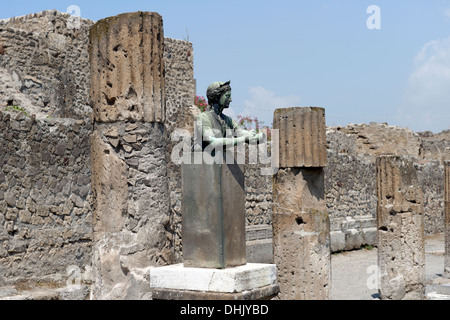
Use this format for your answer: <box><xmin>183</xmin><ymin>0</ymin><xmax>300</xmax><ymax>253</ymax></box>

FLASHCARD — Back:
<box><xmin>400</xmin><ymin>37</ymin><xmax>450</xmax><ymax>132</ymax></box>
<box><xmin>445</xmin><ymin>8</ymin><xmax>450</xmax><ymax>18</ymax></box>
<box><xmin>240</xmin><ymin>86</ymin><xmax>301</xmax><ymax>126</ymax></box>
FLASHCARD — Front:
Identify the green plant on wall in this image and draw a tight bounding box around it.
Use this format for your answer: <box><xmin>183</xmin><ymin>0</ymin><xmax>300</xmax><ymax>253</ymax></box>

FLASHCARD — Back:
<box><xmin>4</xmin><ymin>105</ymin><xmax>29</xmax><ymax>117</ymax></box>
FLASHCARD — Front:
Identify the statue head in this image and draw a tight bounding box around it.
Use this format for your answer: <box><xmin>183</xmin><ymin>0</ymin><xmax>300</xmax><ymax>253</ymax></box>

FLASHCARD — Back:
<box><xmin>206</xmin><ymin>81</ymin><xmax>232</xmax><ymax>108</ymax></box>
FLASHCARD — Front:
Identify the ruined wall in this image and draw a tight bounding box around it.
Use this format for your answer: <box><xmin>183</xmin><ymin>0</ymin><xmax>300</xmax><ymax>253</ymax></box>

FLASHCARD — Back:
<box><xmin>0</xmin><ymin>10</ymin><xmax>93</xmax><ymax>120</ymax></box>
<box><xmin>0</xmin><ymin>110</ymin><xmax>92</xmax><ymax>286</ymax></box>
<box><xmin>336</xmin><ymin>123</ymin><xmax>422</xmax><ymax>158</ymax></box>
<box><xmin>419</xmin><ymin>130</ymin><xmax>450</xmax><ymax>164</ymax></box>
<box><xmin>324</xmin><ymin>128</ymin><xmax>378</xmax><ymax>252</ymax></box>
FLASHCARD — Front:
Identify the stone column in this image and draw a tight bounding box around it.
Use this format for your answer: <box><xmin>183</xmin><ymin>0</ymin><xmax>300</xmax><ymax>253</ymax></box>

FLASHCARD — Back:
<box><xmin>376</xmin><ymin>155</ymin><xmax>425</xmax><ymax>300</ymax></box>
<box><xmin>272</xmin><ymin>107</ymin><xmax>330</xmax><ymax>300</ymax></box>
<box><xmin>89</xmin><ymin>12</ymin><xmax>172</xmax><ymax>300</ymax></box>
<box><xmin>445</xmin><ymin>160</ymin><xmax>450</xmax><ymax>277</ymax></box>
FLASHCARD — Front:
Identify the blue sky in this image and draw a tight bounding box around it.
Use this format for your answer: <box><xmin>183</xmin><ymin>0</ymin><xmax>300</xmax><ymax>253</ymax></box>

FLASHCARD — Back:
<box><xmin>2</xmin><ymin>0</ymin><xmax>450</xmax><ymax>133</ymax></box>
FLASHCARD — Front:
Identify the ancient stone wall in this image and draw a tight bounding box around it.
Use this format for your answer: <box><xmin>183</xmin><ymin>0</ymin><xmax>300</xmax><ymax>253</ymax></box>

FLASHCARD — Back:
<box><xmin>419</xmin><ymin>130</ymin><xmax>450</xmax><ymax>164</ymax></box>
<box><xmin>336</xmin><ymin>123</ymin><xmax>422</xmax><ymax>158</ymax></box>
<box><xmin>325</xmin><ymin>154</ymin><xmax>377</xmax><ymax>251</ymax></box>
<box><xmin>0</xmin><ymin>110</ymin><xmax>92</xmax><ymax>286</ymax></box>
<box><xmin>445</xmin><ymin>161</ymin><xmax>450</xmax><ymax>277</ymax></box>
<box><xmin>0</xmin><ymin>10</ymin><xmax>94</xmax><ymax>120</ymax></box>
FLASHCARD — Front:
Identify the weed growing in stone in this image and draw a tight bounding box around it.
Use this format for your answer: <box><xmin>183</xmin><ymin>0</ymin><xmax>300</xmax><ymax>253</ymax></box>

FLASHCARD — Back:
<box><xmin>4</xmin><ymin>105</ymin><xmax>29</xmax><ymax>116</ymax></box>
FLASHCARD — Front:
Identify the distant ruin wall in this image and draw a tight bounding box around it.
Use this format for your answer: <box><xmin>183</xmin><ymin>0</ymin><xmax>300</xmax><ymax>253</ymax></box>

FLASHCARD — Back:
<box><xmin>325</xmin><ymin>124</ymin><xmax>446</xmax><ymax>250</ymax></box>
<box><xmin>325</xmin><ymin>124</ymin><xmax>447</xmax><ymax>250</ymax></box>
<box><xmin>325</xmin><ymin>152</ymin><xmax>377</xmax><ymax>252</ymax></box>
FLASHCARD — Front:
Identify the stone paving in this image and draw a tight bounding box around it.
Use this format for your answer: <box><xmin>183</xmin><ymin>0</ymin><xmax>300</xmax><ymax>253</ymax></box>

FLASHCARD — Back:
<box><xmin>1</xmin><ymin>234</ymin><xmax>448</xmax><ymax>300</ymax></box>
<box><xmin>331</xmin><ymin>233</ymin><xmax>449</xmax><ymax>300</ymax></box>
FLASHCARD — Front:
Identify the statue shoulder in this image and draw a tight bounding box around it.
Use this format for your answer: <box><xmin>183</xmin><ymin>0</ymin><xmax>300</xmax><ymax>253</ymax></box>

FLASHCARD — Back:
<box><xmin>195</xmin><ymin>111</ymin><xmax>214</xmax><ymax>126</ymax></box>
<box><xmin>196</xmin><ymin>111</ymin><xmax>210</xmax><ymax>121</ymax></box>
<box><xmin>222</xmin><ymin>113</ymin><xmax>238</xmax><ymax>129</ymax></box>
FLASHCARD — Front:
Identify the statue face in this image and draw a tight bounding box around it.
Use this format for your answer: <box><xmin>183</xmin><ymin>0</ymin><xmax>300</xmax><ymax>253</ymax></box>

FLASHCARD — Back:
<box><xmin>220</xmin><ymin>90</ymin><xmax>232</xmax><ymax>108</ymax></box>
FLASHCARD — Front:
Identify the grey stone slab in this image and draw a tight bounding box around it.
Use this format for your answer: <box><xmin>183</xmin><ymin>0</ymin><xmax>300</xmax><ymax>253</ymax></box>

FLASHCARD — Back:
<box><xmin>152</xmin><ymin>284</ymin><xmax>280</xmax><ymax>301</ymax></box>
<box><xmin>182</xmin><ymin>154</ymin><xmax>246</xmax><ymax>269</ymax></box>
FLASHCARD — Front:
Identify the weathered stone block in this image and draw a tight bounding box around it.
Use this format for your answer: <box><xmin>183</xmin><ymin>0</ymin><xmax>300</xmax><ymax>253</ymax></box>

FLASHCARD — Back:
<box><xmin>330</xmin><ymin>231</ymin><xmax>345</xmax><ymax>252</ymax></box>
<box><xmin>362</xmin><ymin>227</ymin><xmax>378</xmax><ymax>246</ymax></box>
<box><xmin>152</xmin><ymin>285</ymin><xmax>280</xmax><ymax>301</ymax></box>
<box><xmin>344</xmin><ymin>228</ymin><xmax>363</xmax><ymax>251</ymax></box>
<box><xmin>4</xmin><ymin>192</ymin><xmax>16</xmax><ymax>208</ymax></box>
<box><xmin>91</xmin><ymin>130</ymin><xmax>127</xmax><ymax>234</ymax></box>
<box><xmin>246</xmin><ymin>239</ymin><xmax>274</xmax><ymax>264</ymax></box>
<box><xmin>182</xmin><ymin>155</ymin><xmax>246</xmax><ymax>269</ymax></box>
<box><xmin>273</xmin><ymin>107</ymin><xmax>327</xmax><ymax>168</ymax></box>
<box><xmin>89</xmin><ymin>12</ymin><xmax>165</xmax><ymax>123</ymax></box>
<box><xmin>150</xmin><ymin>263</ymin><xmax>276</xmax><ymax>293</ymax></box>
<box><xmin>272</xmin><ymin>168</ymin><xmax>330</xmax><ymax>300</ymax></box>
<box><xmin>376</xmin><ymin>155</ymin><xmax>425</xmax><ymax>300</ymax></box>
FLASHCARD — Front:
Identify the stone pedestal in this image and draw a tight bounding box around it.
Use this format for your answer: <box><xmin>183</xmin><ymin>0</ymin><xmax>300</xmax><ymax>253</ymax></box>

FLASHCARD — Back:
<box><xmin>445</xmin><ymin>161</ymin><xmax>450</xmax><ymax>278</ymax></box>
<box><xmin>272</xmin><ymin>107</ymin><xmax>331</xmax><ymax>300</ymax></box>
<box><xmin>150</xmin><ymin>264</ymin><xmax>279</xmax><ymax>300</ymax></box>
<box><xmin>182</xmin><ymin>154</ymin><xmax>246</xmax><ymax>269</ymax></box>
<box><xmin>376</xmin><ymin>155</ymin><xmax>425</xmax><ymax>300</ymax></box>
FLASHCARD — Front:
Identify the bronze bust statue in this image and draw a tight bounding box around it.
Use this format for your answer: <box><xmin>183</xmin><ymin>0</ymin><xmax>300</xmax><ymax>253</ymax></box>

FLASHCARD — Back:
<box><xmin>194</xmin><ymin>81</ymin><xmax>264</xmax><ymax>152</ymax></box>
